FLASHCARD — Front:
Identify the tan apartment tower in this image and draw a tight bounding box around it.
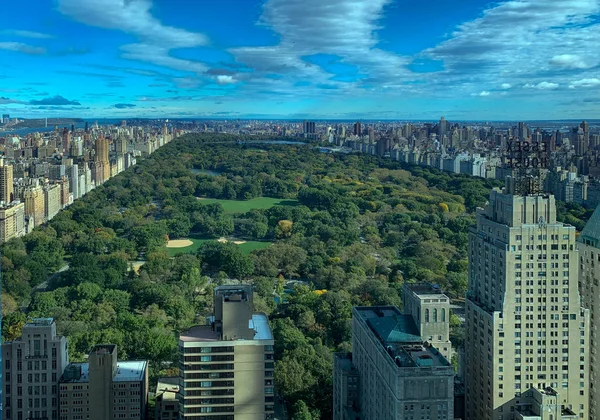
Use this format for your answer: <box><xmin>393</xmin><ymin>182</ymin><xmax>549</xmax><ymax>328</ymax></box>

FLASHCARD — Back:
<box><xmin>2</xmin><ymin>318</ymin><xmax>69</xmax><ymax>420</ymax></box>
<box><xmin>95</xmin><ymin>136</ymin><xmax>110</xmax><ymax>182</ymax></box>
<box><xmin>333</xmin><ymin>306</ymin><xmax>455</xmax><ymax>420</ymax></box>
<box><xmin>0</xmin><ymin>158</ymin><xmax>14</xmax><ymax>204</ymax></box>
<box><xmin>59</xmin><ymin>344</ymin><xmax>148</xmax><ymax>420</ymax></box>
<box><xmin>402</xmin><ymin>282</ymin><xmax>453</xmax><ymax>362</ymax></box>
<box><xmin>577</xmin><ymin>204</ymin><xmax>600</xmax><ymax>419</ymax></box>
<box><xmin>465</xmin><ymin>188</ymin><xmax>590</xmax><ymax>420</ymax></box>
<box><xmin>178</xmin><ymin>285</ymin><xmax>275</xmax><ymax>420</ymax></box>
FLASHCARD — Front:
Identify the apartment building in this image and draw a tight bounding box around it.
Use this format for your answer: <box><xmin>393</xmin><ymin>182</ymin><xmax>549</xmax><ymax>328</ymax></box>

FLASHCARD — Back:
<box><xmin>465</xmin><ymin>189</ymin><xmax>590</xmax><ymax>420</ymax></box>
<box><xmin>334</xmin><ymin>306</ymin><xmax>455</xmax><ymax>420</ymax></box>
<box><xmin>178</xmin><ymin>285</ymin><xmax>275</xmax><ymax>420</ymax></box>
<box><xmin>402</xmin><ymin>283</ymin><xmax>453</xmax><ymax>362</ymax></box>
<box><xmin>155</xmin><ymin>378</ymin><xmax>179</xmax><ymax>420</ymax></box>
<box><xmin>2</xmin><ymin>318</ymin><xmax>69</xmax><ymax>420</ymax></box>
<box><xmin>0</xmin><ymin>201</ymin><xmax>25</xmax><ymax>243</ymax></box>
<box><xmin>577</xmin><ymin>204</ymin><xmax>600</xmax><ymax>420</ymax></box>
<box><xmin>59</xmin><ymin>344</ymin><xmax>148</xmax><ymax>420</ymax></box>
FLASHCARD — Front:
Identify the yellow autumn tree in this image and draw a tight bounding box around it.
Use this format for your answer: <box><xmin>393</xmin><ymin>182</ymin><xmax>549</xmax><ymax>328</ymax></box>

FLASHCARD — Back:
<box><xmin>275</xmin><ymin>220</ymin><xmax>293</xmax><ymax>238</ymax></box>
<box><xmin>439</xmin><ymin>202</ymin><xmax>450</xmax><ymax>213</ymax></box>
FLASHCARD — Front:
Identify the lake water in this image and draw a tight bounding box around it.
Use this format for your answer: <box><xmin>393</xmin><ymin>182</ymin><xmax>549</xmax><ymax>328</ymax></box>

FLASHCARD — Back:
<box><xmin>241</xmin><ymin>140</ymin><xmax>307</xmax><ymax>145</ymax></box>
<box><xmin>191</xmin><ymin>168</ymin><xmax>221</xmax><ymax>176</ymax></box>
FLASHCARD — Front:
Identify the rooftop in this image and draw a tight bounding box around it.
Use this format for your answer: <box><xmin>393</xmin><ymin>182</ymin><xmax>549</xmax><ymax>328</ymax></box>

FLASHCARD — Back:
<box><xmin>579</xmin><ymin>203</ymin><xmax>600</xmax><ymax>245</ymax></box>
<box><xmin>355</xmin><ymin>306</ymin><xmax>450</xmax><ymax>369</ymax></box>
<box><xmin>60</xmin><ymin>361</ymin><xmax>147</xmax><ymax>383</ymax></box>
<box><xmin>25</xmin><ymin>318</ymin><xmax>54</xmax><ymax>327</ymax></box>
<box><xmin>404</xmin><ymin>282</ymin><xmax>448</xmax><ymax>298</ymax></box>
<box><xmin>156</xmin><ymin>377</ymin><xmax>180</xmax><ymax>400</ymax></box>
<box><xmin>180</xmin><ymin>313</ymin><xmax>273</xmax><ymax>342</ymax></box>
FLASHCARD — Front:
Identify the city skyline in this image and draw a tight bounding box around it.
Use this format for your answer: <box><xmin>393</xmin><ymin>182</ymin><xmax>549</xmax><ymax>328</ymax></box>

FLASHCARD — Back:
<box><xmin>2</xmin><ymin>0</ymin><xmax>600</xmax><ymax>120</ymax></box>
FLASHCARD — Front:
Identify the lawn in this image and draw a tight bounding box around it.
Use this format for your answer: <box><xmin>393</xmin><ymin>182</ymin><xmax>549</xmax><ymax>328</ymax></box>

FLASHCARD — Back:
<box><xmin>162</xmin><ymin>237</ymin><xmax>271</xmax><ymax>257</ymax></box>
<box><xmin>196</xmin><ymin>197</ymin><xmax>299</xmax><ymax>213</ymax></box>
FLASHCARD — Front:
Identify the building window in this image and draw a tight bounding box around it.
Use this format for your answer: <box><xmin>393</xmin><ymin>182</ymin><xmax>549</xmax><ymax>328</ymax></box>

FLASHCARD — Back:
<box><xmin>425</xmin><ymin>309</ymin><xmax>430</xmax><ymax>323</ymax></box>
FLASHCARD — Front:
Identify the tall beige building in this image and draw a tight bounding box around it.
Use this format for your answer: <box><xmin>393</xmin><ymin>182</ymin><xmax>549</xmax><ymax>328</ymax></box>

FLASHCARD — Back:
<box><xmin>465</xmin><ymin>189</ymin><xmax>590</xmax><ymax>420</ymax></box>
<box><xmin>334</xmin><ymin>306</ymin><xmax>455</xmax><ymax>420</ymax></box>
<box><xmin>179</xmin><ymin>285</ymin><xmax>275</xmax><ymax>420</ymax></box>
<box><xmin>577</xmin><ymin>205</ymin><xmax>600</xmax><ymax>419</ymax></box>
<box><xmin>402</xmin><ymin>283</ymin><xmax>452</xmax><ymax>362</ymax></box>
<box><xmin>0</xmin><ymin>158</ymin><xmax>14</xmax><ymax>204</ymax></box>
<box><xmin>0</xmin><ymin>201</ymin><xmax>25</xmax><ymax>243</ymax></box>
<box><xmin>59</xmin><ymin>344</ymin><xmax>148</xmax><ymax>420</ymax></box>
<box><xmin>2</xmin><ymin>318</ymin><xmax>70</xmax><ymax>420</ymax></box>
<box><xmin>23</xmin><ymin>184</ymin><xmax>45</xmax><ymax>226</ymax></box>
<box><xmin>44</xmin><ymin>183</ymin><xmax>61</xmax><ymax>221</ymax></box>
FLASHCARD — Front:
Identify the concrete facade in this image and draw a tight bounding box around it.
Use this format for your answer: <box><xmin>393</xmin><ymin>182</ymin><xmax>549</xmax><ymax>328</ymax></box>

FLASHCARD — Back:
<box><xmin>465</xmin><ymin>190</ymin><xmax>590</xmax><ymax>420</ymax></box>
<box><xmin>402</xmin><ymin>283</ymin><xmax>452</xmax><ymax>362</ymax></box>
<box><xmin>0</xmin><ymin>201</ymin><xmax>25</xmax><ymax>243</ymax></box>
<box><xmin>155</xmin><ymin>378</ymin><xmax>179</xmax><ymax>420</ymax></box>
<box><xmin>59</xmin><ymin>344</ymin><xmax>148</xmax><ymax>420</ymax></box>
<box><xmin>2</xmin><ymin>318</ymin><xmax>69</xmax><ymax>420</ymax></box>
<box><xmin>577</xmin><ymin>204</ymin><xmax>600</xmax><ymax>420</ymax></box>
<box><xmin>178</xmin><ymin>286</ymin><xmax>275</xmax><ymax>420</ymax></box>
<box><xmin>334</xmin><ymin>306</ymin><xmax>454</xmax><ymax>420</ymax></box>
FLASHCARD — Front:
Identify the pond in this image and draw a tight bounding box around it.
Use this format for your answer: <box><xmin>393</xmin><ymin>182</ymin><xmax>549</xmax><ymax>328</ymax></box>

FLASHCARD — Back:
<box><xmin>191</xmin><ymin>168</ymin><xmax>221</xmax><ymax>176</ymax></box>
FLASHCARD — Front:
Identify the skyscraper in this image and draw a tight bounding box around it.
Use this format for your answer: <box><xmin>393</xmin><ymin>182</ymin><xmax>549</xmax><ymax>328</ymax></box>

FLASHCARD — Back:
<box><xmin>353</xmin><ymin>122</ymin><xmax>362</xmax><ymax>136</ymax></box>
<box><xmin>95</xmin><ymin>136</ymin><xmax>110</xmax><ymax>183</ymax></box>
<box><xmin>464</xmin><ymin>188</ymin><xmax>590</xmax><ymax>420</ymax></box>
<box><xmin>59</xmin><ymin>344</ymin><xmax>148</xmax><ymax>420</ymax></box>
<box><xmin>577</xmin><ymin>204</ymin><xmax>600</xmax><ymax>419</ymax></box>
<box><xmin>333</xmin><ymin>306</ymin><xmax>455</xmax><ymax>420</ymax></box>
<box><xmin>62</xmin><ymin>127</ymin><xmax>71</xmax><ymax>154</ymax></box>
<box><xmin>2</xmin><ymin>318</ymin><xmax>69</xmax><ymax>420</ymax></box>
<box><xmin>178</xmin><ymin>285</ymin><xmax>275</xmax><ymax>420</ymax></box>
<box><xmin>0</xmin><ymin>159</ymin><xmax>14</xmax><ymax>204</ymax></box>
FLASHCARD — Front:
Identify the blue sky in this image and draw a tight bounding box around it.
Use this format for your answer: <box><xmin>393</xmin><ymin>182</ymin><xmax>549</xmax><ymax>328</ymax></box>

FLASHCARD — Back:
<box><xmin>1</xmin><ymin>0</ymin><xmax>600</xmax><ymax>120</ymax></box>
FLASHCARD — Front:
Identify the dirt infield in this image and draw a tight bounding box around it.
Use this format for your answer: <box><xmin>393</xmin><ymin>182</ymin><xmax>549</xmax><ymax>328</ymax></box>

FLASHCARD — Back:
<box><xmin>166</xmin><ymin>239</ymin><xmax>194</xmax><ymax>248</ymax></box>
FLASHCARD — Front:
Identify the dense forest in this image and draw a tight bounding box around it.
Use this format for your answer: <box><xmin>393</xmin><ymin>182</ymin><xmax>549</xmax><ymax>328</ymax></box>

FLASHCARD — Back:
<box><xmin>1</xmin><ymin>133</ymin><xmax>591</xmax><ymax>419</ymax></box>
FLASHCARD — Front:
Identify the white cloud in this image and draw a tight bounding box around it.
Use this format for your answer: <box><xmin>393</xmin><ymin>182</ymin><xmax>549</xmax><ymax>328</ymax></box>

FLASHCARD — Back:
<box><xmin>216</xmin><ymin>75</ymin><xmax>237</xmax><ymax>85</ymax></box>
<box><xmin>0</xmin><ymin>41</ymin><xmax>46</xmax><ymax>55</ymax></box>
<box><xmin>229</xmin><ymin>0</ymin><xmax>411</xmax><ymax>98</ymax></box>
<box><xmin>2</xmin><ymin>29</ymin><xmax>53</xmax><ymax>39</ymax></box>
<box><xmin>424</xmin><ymin>0</ymin><xmax>600</xmax><ymax>94</ymax></box>
<box><xmin>569</xmin><ymin>78</ymin><xmax>600</xmax><ymax>88</ymax></box>
<box><xmin>501</xmin><ymin>83</ymin><xmax>512</xmax><ymax>89</ymax></box>
<box><xmin>549</xmin><ymin>54</ymin><xmax>591</xmax><ymax>69</ymax></box>
<box><xmin>58</xmin><ymin>0</ymin><xmax>209</xmax><ymax>74</ymax></box>
<box><xmin>471</xmin><ymin>91</ymin><xmax>490</xmax><ymax>96</ymax></box>
<box><xmin>524</xmin><ymin>81</ymin><xmax>559</xmax><ymax>90</ymax></box>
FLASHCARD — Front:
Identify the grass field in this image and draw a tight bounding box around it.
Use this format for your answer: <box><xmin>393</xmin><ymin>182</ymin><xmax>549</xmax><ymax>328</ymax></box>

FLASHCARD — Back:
<box><xmin>162</xmin><ymin>237</ymin><xmax>271</xmax><ymax>257</ymax></box>
<box><xmin>197</xmin><ymin>197</ymin><xmax>299</xmax><ymax>213</ymax></box>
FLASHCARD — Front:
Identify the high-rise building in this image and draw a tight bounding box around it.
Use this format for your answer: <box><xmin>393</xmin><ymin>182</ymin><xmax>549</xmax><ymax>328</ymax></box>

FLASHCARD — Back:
<box><xmin>178</xmin><ymin>285</ymin><xmax>275</xmax><ymax>420</ymax></box>
<box><xmin>62</xmin><ymin>127</ymin><xmax>71</xmax><ymax>154</ymax></box>
<box><xmin>353</xmin><ymin>122</ymin><xmax>362</xmax><ymax>136</ymax></box>
<box><xmin>333</xmin><ymin>306</ymin><xmax>455</xmax><ymax>420</ymax></box>
<box><xmin>59</xmin><ymin>344</ymin><xmax>148</xmax><ymax>420</ymax></box>
<box><xmin>303</xmin><ymin>120</ymin><xmax>316</xmax><ymax>134</ymax></box>
<box><xmin>23</xmin><ymin>183</ymin><xmax>45</xmax><ymax>226</ymax></box>
<box><xmin>402</xmin><ymin>283</ymin><xmax>452</xmax><ymax>362</ymax></box>
<box><xmin>1</xmin><ymin>114</ymin><xmax>9</xmax><ymax>124</ymax></box>
<box><xmin>2</xmin><ymin>318</ymin><xmax>69</xmax><ymax>420</ymax></box>
<box><xmin>0</xmin><ymin>202</ymin><xmax>25</xmax><ymax>243</ymax></box>
<box><xmin>464</xmin><ymin>188</ymin><xmax>590</xmax><ymax>420</ymax></box>
<box><xmin>577</xmin><ymin>204</ymin><xmax>600</xmax><ymax>419</ymax></box>
<box><xmin>0</xmin><ymin>159</ymin><xmax>14</xmax><ymax>204</ymax></box>
<box><xmin>43</xmin><ymin>183</ymin><xmax>61</xmax><ymax>221</ymax></box>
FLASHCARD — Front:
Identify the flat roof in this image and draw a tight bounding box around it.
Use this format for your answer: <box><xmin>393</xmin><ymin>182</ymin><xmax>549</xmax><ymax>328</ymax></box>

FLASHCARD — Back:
<box><xmin>404</xmin><ymin>283</ymin><xmax>448</xmax><ymax>298</ymax></box>
<box><xmin>60</xmin><ymin>361</ymin><xmax>147</xmax><ymax>383</ymax></box>
<box><xmin>354</xmin><ymin>306</ymin><xmax>450</xmax><ymax>369</ymax></box>
<box><xmin>180</xmin><ymin>313</ymin><xmax>273</xmax><ymax>342</ymax></box>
